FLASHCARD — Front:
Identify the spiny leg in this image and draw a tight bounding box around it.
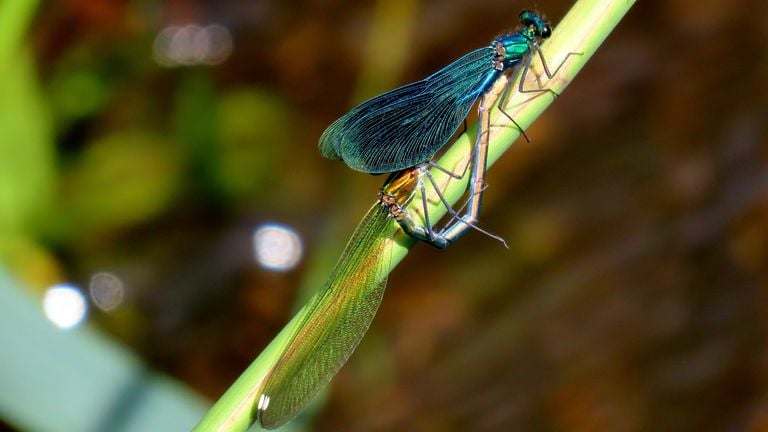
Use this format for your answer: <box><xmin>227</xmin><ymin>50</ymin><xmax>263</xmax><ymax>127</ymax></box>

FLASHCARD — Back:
<box><xmin>422</xmin><ymin>169</ymin><xmax>500</xmax><ymax>242</ymax></box>
<box><xmin>409</xmin><ymin>93</ymin><xmax>507</xmax><ymax>248</ymax></box>
<box><xmin>535</xmin><ymin>44</ymin><xmax>582</xmax><ymax>81</ymax></box>
<box><xmin>434</xmin><ymin>95</ymin><xmax>506</xmax><ymax>247</ymax></box>
<box><xmin>518</xmin><ymin>43</ymin><xmax>583</xmax><ymax>97</ymax></box>
<box><xmin>492</xmin><ymin>45</ymin><xmax>582</xmax><ymax>143</ymax></box>
<box><xmin>496</xmin><ymin>77</ymin><xmax>531</xmax><ymax>143</ymax></box>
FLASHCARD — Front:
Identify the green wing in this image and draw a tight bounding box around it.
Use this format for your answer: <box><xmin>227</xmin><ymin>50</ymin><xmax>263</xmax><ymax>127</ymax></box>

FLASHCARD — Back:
<box><xmin>256</xmin><ymin>205</ymin><xmax>394</xmax><ymax>429</ymax></box>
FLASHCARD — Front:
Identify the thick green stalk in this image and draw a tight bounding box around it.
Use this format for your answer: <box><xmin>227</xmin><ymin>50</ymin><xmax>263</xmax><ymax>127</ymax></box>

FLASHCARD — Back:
<box><xmin>194</xmin><ymin>0</ymin><xmax>635</xmax><ymax>430</ymax></box>
<box><xmin>0</xmin><ymin>0</ymin><xmax>38</xmax><ymax>75</ymax></box>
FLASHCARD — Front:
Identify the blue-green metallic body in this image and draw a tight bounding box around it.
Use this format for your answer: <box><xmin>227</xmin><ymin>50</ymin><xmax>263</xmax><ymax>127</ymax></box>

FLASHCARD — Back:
<box><xmin>319</xmin><ymin>10</ymin><xmax>552</xmax><ymax>174</ymax></box>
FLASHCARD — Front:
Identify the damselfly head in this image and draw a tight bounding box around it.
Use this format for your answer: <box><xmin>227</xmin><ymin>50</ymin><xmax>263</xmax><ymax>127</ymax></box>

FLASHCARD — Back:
<box><xmin>519</xmin><ymin>10</ymin><xmax>551</xmax><ymax>39</ymax></box>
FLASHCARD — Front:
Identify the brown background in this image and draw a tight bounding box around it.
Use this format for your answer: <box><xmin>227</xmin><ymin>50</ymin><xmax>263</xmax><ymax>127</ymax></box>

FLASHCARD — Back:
<box><xmin>8</xmin><ymin>0</ymin><xmax>768</xmax><ymax>430</ymax></box>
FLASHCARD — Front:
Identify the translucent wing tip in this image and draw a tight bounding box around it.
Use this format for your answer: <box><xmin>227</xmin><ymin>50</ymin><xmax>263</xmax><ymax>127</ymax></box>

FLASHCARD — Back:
<box><xmin>255</xmin><ymin>393</ymin><xmax>282</xmax><ymax>430</ymax></box>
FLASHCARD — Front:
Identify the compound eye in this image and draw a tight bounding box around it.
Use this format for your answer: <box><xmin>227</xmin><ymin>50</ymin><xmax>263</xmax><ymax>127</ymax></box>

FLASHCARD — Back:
<box><xmin>519</xmin><ymin>10</ymin><xmax>535</xmax><ymax>26</ymax></box>
<box><xmin>541</xmin><ymin>24</ymin><xmax>552</xmax><ymax>38</ymax></box>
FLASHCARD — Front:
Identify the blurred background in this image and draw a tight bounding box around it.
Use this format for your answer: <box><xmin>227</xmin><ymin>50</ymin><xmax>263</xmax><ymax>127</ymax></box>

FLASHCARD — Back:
<box><xmin>1</xmin><ymin>0</ymin><xmax>767</xmax><ymax>431</ymax></box>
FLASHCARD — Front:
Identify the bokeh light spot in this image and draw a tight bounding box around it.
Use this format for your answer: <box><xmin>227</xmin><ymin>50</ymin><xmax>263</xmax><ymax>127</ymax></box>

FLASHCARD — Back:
<box><xmin>153</xmin><ymin>24</ymin><xmax>233</xmax><ymax>67</ymax></box>
<box><xmin>89</xmin><ymin>272</ymin><xmax>125</xmax><ymax>312</ymax></box>
<box><xmin>253</xmin><ymin>224</ymin><xmax>303</xmax><ymax>271</ymax></box>
<box><xmin>43</xmin><ymin>284</ymin><xmax>88</xmax><ymax>330</ymax></box>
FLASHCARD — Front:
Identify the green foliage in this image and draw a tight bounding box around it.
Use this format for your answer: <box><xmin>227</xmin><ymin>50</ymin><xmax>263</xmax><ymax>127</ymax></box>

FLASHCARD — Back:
<box><xmin>59</xmin><ymin>131</ymin><xmax>183</xmax><ymax>237</ymax></box>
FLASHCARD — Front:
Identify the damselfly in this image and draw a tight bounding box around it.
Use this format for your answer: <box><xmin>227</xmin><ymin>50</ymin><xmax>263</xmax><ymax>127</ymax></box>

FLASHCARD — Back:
<box><xmin>255</xmin><ymin>166</ymin><xmax>424</xmax><ymax>428</ymax></box>
<box><xmin>256</xmin><ymin>84</ymin><xmax>501</xmax><ymax>427</ymax></box>
<box><xmin>320</xmin><ymin>10</ymin><xmax>577</xmax><ymax>247</ymax></box>
<box><xmin>255</xmin><ymin>10</ymin><xmax>577</xmax><ymax>428</ymax></box>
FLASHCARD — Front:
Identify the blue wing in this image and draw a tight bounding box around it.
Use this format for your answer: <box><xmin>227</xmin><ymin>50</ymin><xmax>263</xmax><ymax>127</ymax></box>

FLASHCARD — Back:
<box><xmin>319</xmin><ymin>46</ymin><xmax>500</xmax><ymax>174</ymax></box>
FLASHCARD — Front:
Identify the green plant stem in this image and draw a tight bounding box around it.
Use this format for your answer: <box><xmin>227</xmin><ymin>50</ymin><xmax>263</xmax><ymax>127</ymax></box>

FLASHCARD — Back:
<box><xmin>0</xmin><ymin>0</ymin><xmax>39</xmax><ymax>74</ymax></box>
<box><xmin>194</xmin><ymin>0</ymin><xmax>635</xmax><ymax>430</ymax></box>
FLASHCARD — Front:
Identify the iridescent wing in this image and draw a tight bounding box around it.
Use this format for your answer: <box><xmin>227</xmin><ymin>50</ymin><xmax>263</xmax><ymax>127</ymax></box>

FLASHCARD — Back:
<box><xmin>319</xmin><ymin>46</ymin><xmax>498</xmax><ymax>174</ymax></box>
